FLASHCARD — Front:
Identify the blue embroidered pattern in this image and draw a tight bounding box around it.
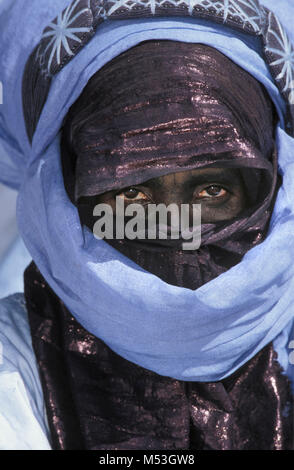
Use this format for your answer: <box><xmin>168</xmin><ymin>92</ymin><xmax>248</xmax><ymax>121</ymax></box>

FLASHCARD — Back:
<box><xmin>22</xmin><ymin>0</ymin><xmax>294</xmax><ymax>140</ymax></box>
<box><xmin>37</xmin><ymin>0</ymin><xmax>94</xmax><ymax>76</ymax></box>
<box><xmin>104</xmin><ymin>0</ymin><xmax>263</xmax><ymax>32</ymax></box>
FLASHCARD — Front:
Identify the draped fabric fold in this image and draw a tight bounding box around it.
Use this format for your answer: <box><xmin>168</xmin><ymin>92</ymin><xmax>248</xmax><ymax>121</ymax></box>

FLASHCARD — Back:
<box><xmin>24</xmin><ymin>262</ymin><xmax>294</xmax><ymax>450</ymax></box>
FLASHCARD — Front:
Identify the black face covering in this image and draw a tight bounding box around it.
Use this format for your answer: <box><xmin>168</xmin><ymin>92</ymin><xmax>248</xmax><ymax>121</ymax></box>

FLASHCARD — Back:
<box><xmin>62</xmin><ymin>40</ymin><xmax>277</xmax><ymax>289</ymax></box>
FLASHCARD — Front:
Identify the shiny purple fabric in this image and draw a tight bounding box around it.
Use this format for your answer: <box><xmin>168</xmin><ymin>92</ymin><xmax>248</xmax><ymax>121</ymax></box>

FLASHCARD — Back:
<box><xmin>62</xmin><ymin>41</ymin><xmax>275</xmax><ymax>200</ymax></box>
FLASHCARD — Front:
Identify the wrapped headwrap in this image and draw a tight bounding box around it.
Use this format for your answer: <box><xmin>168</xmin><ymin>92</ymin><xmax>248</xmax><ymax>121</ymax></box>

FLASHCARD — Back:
<box><xmin>0</xmin><ymin>0</ymin><xmax>294</xmax><ymax>384</ymax></box>
<box><xmin>62</xmin><ymin>40</ymin><xmax>277</xmax><ymax>289</ymax></box>
<box><xmin>64</xmin><ymin>42</ymin><xmax>275</xmax><ymax>199</ymax></box>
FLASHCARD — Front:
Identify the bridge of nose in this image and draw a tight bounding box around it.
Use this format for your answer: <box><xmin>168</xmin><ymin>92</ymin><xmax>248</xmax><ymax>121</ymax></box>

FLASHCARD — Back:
<box><xmin>150</xmin><ymin>172</ymin><xmax>192</xmax><ymax>206</ymax></box>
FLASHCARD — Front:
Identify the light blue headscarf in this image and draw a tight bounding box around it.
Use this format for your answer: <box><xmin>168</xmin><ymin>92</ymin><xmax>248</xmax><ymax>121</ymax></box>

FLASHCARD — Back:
<box><xmin>0</xmin><ymin>0</ymin><xmax>294</xmax><ymax>383</ymax></box>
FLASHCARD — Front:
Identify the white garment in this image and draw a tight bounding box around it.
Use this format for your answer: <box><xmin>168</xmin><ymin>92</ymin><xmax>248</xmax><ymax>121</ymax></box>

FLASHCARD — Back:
<box><xmin>0</xmin><ymin>294</ymin><xmax>51</xmax><ymax>450</ymax></box>
<box><xmin>0</xmin><ymin>183</ymin><xmax>31</xmax><ymax>298</ymax></box>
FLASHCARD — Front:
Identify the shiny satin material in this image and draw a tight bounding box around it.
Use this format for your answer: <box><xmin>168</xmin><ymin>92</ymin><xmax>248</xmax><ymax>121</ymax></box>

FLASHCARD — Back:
<box><xmin>24</xmin><ymin>262</ymin><xmax>294</xmax><ymax>450</ymax></box>
<box><xmin>62</xmin><ymin>41</ymin><xmax>275</xmax><ymax>201</ymax></box>
<box><xmin>62</xmin><ymin>41</ymin><xmax>277</xmax><ymax>290</ymax></box>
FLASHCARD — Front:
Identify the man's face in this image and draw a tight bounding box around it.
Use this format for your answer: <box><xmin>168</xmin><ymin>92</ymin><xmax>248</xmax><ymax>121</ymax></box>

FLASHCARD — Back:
<box><xmin>78</xmin><ymin>167</ymin><xmax>248</xmax><ymax>230</ymax></box>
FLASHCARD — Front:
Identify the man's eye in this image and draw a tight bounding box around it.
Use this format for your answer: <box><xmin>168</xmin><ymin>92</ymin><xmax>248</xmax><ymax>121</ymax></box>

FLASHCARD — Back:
<box><xmin>117</xmin><ymin>187</ymin><xmax>149</xmax><ymax>201</ymax></box>
<box><xmin>197</xmin><ymin>185</ymin><xmax>228</xmax><ymax>198</ymax></box>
